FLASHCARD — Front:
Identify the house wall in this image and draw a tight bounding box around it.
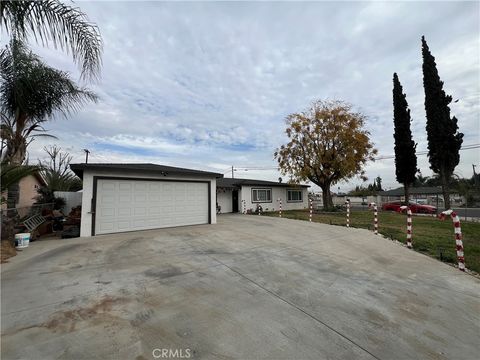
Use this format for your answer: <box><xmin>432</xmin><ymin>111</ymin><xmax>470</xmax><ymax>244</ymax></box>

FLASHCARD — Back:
<box><xmin>16</xmin><ymin>175</ymin><xmax>42</xmax><ymax>209</ymax></box>
<box><xmin>240</xmin><ymin>185</ymin><xmax>309</xmax><ymax>212</ymax></box>
<box><xmin>216</xmin><ymin>188</ymin><xmax>233</xmax><ymax>213</ymax></box>
<box><xmin>80</xmin><ymin>169</ymin><xmax>217</xmax><ymax>237</ymax></box>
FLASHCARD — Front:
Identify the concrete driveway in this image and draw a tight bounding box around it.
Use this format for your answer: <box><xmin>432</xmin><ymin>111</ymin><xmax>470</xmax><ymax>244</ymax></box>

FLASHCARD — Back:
<box><xmin>1</xmin><ymin>215</ymin><xmax>479</xmax><ymax>359</ymax></box>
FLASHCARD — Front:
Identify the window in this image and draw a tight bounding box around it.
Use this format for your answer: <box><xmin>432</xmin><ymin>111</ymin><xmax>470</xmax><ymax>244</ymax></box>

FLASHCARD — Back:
<box><xmin>287</xmin><ymin>189</ymin><xmax>303</xmax><ymax>202</ymax></box>
<box><xmin>252</xmin><ymin>188</ymin><xmax>272</xmax><ymax>203</ymax></box>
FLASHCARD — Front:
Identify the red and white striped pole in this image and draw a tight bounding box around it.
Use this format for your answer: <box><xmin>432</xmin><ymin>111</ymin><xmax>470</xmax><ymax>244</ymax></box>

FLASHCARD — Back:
<box><xmin>242</xmin><ymin>200</ymin><xmax>246</xmax><ymax>214</ymax></box>
<box><xmin>345</xmin><ymin>199</ymin><xmax>350</xmax><ymax>227</ymax></box>
<box><xmin>400</xmin><ymin>206</ymin><xmax>413</xmax><ymax>249</ymax></box>
<box><xmin>439</xmin><ymin>210</ymin><xmax>466</xmax><ymax>272</ymax></box>
<box><xmin>309</xmin><ymin>198</ymin><xmax>313</xmax><ymax>222</ymax></box>
<box><xmin>369</xmin><ymin>202</ymin><xmax>378</xmax><ymax>234</ymax></box>
<box><xmin>278</xmin><ymin>198</ymin><xmax>282</xmax><ymax>218</ymax></box>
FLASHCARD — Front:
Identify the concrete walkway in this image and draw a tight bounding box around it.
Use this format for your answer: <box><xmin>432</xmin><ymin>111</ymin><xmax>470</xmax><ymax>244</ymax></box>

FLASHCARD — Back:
<box><xmin>1</xmin><ymin>214</ymin><xmax>479</xmax><ymax>359</ymax></box>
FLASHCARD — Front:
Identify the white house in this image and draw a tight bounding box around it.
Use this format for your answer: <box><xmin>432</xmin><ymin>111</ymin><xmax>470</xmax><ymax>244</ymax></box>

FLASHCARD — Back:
<box><xmin>216</xmin><ymin>178</ymin><xmax>310</xmax><ymax>213</ymax></box>
<box><xmin>70</xmin><ymin>163</ymin><xmax>221</xmax><ymax>237</ymax></box>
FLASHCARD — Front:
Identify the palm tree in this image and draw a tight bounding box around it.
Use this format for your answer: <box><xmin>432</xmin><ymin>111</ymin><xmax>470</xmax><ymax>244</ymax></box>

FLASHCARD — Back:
<box><xmin>0</xmin><ymin>38</ymin><xmax>98</xmax><ymax>165</ymax></box>
<box><xmin>0</xmin><ymin>0</ymin><xmax>102</xmax><ymax>80</ymax></box>
<box><xmin>414</xmin><ymin>171</ymin><xmax>429</xmax><ymax>187</ymax></box>
<box><xmin>34</xmin><ymin>145</ymin><xmax>82</xmax><ymax>207</ymax></box>
<box><xmin>0</xmin><ymin>114</ymin><xmax>57</xmax><ymax>165</ymax></box>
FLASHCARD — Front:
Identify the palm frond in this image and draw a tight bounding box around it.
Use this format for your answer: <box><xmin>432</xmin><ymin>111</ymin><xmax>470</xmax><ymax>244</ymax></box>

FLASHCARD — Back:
<box><xmin>30</xmin><ymin>133</ymin><xmax>58</xmax><ymax>139</ymax></box>
<box><xmin>1</xmin><ymin>0</ymin><xmax>102</xmax><ymax>80</ymax></box>
<box><xmin>0</xmin><ymin>38</ymin><xmax>98</xmax><ymax>122</ymax></box>
<box><xmin>37</xmin><ymin>145</ymin><xmax>82</xmax><ymax>192</ymax></box>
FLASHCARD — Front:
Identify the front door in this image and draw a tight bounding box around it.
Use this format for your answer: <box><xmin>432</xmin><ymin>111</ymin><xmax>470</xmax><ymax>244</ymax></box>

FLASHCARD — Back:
<box><xmin>232</xmin><ymin>190</ymin><xmax>239</xmax><ymax>213</ymax></box>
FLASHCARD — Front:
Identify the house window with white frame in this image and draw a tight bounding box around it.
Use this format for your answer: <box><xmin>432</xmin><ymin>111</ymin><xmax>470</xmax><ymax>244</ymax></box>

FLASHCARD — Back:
<box><xmin>252</xmin><ymin>188</ymin><xmax>272</xmax><ymax>203</ymax></box>
<box><xmin>287</xmin><ymin>189</ymin><xmax>303</xmax><ymax>202</ymax></box>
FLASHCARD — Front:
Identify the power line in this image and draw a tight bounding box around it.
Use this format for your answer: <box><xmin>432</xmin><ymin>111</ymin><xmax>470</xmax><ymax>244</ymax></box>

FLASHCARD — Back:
<box><xmin>230</xmin><ymin>143</ymin><xmax>480</xmax><ymax>171</ymax></box>
<box><xmin>374</xmin><ymin>143</ymin><xmax>479</xmax><ymax>160</ymax></box>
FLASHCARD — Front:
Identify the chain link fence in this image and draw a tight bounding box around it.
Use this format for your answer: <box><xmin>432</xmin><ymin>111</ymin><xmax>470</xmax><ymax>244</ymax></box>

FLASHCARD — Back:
<box><xmin>1</xmin><ymin>203</ymin><xmax>55</xmax><ymax>239</ymax></box>
<box><xmin>1</xmin><ymin>202</ymin><xmax>55</xmax><ymax>219</ymax></box>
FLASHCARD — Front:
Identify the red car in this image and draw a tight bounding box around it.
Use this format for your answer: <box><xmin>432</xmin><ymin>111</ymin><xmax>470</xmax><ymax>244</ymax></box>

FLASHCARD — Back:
<box><xmin>381</xmin><ymin>201</ymin><xmax>437</xmax><ymax>214</ymax></box>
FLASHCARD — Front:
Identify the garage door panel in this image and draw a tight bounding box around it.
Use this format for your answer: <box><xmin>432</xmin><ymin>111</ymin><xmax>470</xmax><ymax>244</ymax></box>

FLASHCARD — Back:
<box><xmin>118</xmin><ymin>208</ymin><xmax>131</xmax><ymax>217</ymax></box>
<box><xmin>99</xmin><ymin>222</ymin><xmax>115</xmax><ymax>233</ymax></box>
<box><xmin>149</xmin><ymin>207</ymin><xmax>162</xmax><ymax>216</ymax></box>
<box><xmin>149</xmin><ymin>193</ymin><xmax>161</xmax><ymax>201</ymax></box>
<box><xmin>133</xmin><ymin>219</ymin><xmax>146</xmax><ymax>227</ymax></box>
<box><xmin>146</xmin><ymin>219</ymin><xmax>163</xmax><ymax>227</ymax></box>
<box><xmin>133</xmin><ymin>207</ymin><xmax>147</xmax><ymax>216</ymax></box>
<box><xmin>119</xmin><ymin>183</ymin><xmax>131</xmax><ymax>190</ymax></box>
<box><xmin>117</xmin><ymin>221</ymin><xmax>131</xmax><ymax>230</ymax></box>
<box><xmin>134</xmin><ymin>182</ymin><xmax>148</xmax><ymax>191</ymax></box>
<box><xmin>134</xmin><ymin>194</ymin><xmax>147</xmax><ymax>203</ymax></box>
<box><xmin>149</xmin><ymin>183</ymin><xmax>161</xmax><ymax>191</ymax></box>
<box><xmin>118</xmin><ymin>194</ymin><xmax>131</xmax><ymax>202</ymax></box>
<box><xmin>101</xmin><ymin>182</ymin><xmax>116</xmax><ymax>190</ymax></box>
<box><xmin>95</xmin><ymin>179</ymin><xmax>209</xmax><ymax>235</ymax></box>
<box><xmin>100</xmin><ymin>208</ymin><xmax>115</xmax><ymax>217</ymax></box>
<box><xmin>101</xmin><ymin>194</ymin><xmax>115</xmax><ymax>203</ymax></box>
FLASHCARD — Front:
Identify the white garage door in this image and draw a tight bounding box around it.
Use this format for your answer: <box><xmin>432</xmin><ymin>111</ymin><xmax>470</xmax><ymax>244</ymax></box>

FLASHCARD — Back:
<box><xmin>95</xmin><ymin>179</ymin><xmax>209</xmax><ymax>235</ymax></box>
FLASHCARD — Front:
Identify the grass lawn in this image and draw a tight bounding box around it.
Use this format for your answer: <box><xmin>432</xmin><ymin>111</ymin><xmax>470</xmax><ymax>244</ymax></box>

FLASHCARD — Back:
<box><xmin>263</xmin><ymin>209</ymin><xmax>480</xmax><ymax>273</ymax></box>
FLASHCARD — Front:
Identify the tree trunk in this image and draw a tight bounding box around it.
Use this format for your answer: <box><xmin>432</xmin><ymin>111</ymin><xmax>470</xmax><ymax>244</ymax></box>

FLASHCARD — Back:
<box><xmin>404</xmin><ymin>183</ymin><xmax>410</xmax><ymax>204</ymax></box>
<box><xmin>2</xmin><ymin>182</ymin><xmax>19</xmax><ymax>243</ymax></box>
<box><xmin>2</xmin><ymin>112</ymin><xmax>28</xmax><ymax>250</ymax></box>
<box><xmin>321</xmin><ymin>184</ymin><xmax>334</xmax><ymax>211</ymax></box>
<box><xmin>1</xmin><ymin>216</ymin><xmax>16</xmax><ymax>242</ymax></box>
<box><xmin>9</xmin><ymin>139</ymin><xmax>27</xmax><ymax>165</ymax></box>
<box><xmin>3</xmin><ymin>148</ymin><xmax>23</xmax><ymax>245</ymax></box>
<box><xmin>441</xmin><ymin>172</ymin><xmax>451</xmax><ymax>210</ymax></box>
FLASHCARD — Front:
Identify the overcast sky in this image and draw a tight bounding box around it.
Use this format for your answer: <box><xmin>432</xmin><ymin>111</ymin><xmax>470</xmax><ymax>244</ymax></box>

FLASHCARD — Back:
<box><xmin>8</xmin><ymin>0</ymin><xmax>480</xmax><ymax>191</ymax></box>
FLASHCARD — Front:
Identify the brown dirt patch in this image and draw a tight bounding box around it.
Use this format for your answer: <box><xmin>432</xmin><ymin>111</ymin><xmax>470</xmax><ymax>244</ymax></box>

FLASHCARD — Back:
<box><xmin>4</xmin><ymin>295</ymin><xmax>130</xmax><ymax>336</ymax></box>
<box><xmin>1</xmin><ymin>240</ymin><xmax>16</xmax><ymax>263</ymax></box>
<box><xmin>44</xmin><ymin>295</ymin><xmax>129</xmax><ymax>333</ymax></box>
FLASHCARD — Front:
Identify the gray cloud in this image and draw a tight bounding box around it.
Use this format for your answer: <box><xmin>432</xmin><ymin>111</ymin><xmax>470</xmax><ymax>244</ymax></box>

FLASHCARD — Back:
<box><xmin>7</xmin><ymin>0</ymin><xmax>479</xmax><ymax>190</ymax></box>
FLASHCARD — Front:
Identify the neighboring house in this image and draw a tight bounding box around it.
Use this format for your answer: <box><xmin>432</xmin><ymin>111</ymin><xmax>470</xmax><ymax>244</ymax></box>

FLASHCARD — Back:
<box><xmin>216</xmin><ymin>178</ymin><xmax>310</xmax><ymax>213</ymax></box>
<box><xmin>16</xmin><ymin>173</ymin><xmax>45</xmax><ymax>208</ymax></box>
<box><xmin>378</xmin><ymin>186</ymin><xmax>464</xmax><ymax>206</ymax></box>
<box><xmin>1</xmin><ymin>173</ymin><xmax>45</xmax><ymax>210</ymax></box>
<box><xmin>70</xmin><ymin>163</ymin><xmax>222</xmax><ymax>237</ymax></box>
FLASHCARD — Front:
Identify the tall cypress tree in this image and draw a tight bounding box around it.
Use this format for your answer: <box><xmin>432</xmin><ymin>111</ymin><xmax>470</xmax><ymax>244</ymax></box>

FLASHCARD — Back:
<box><xmin>375</xmin><ymin>176</ymin><xmax>383</xmax><ymax>191</ymax></box>
<box><xmin>392</xmin><ymin>73</ymin><xmax>417</xmax><ymax>203</ymax></box>
<box><xmin>421</xmin><ymin>36</ymin><xmax>463</xmax><ymax>209</ymax></box>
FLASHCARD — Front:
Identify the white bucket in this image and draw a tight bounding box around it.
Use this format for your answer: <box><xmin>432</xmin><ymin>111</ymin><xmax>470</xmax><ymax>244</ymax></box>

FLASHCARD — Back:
<box><xmin>15</xmin><ymin>233</ymin><xmax>30</xmax><ymax>249</ymax></box>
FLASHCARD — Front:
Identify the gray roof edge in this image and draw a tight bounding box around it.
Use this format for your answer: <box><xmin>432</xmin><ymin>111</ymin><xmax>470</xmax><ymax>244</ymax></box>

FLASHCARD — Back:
<box><xmin>70</xmin><ymin>163</ymin><xmax>223</xmax><ymax>179</ymax></box>
<box><xmin>217</xmin><ymin>178</ymin><xmax>310</xmax><ymax>188</ymax></box>
<box><xmin>378</xmin><ymin>186</ymin><xmax>444</xmax><ymax>196</ymax></box>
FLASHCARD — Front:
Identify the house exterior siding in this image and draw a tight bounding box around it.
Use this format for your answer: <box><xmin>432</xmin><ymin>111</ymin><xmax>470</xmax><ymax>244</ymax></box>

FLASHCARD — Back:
<box><xmin>216</xmin><ymin>188</ymin><xmax>233</xmax><ymax>213</ymax></box>
<box><xmin>16</xmin><ymin>175</ymin><xmax>42</xmax><ymax>209</ymax></box>
<box><xmin>80</xmin><ymin>169</ymin><xmax>217</xmax><ymax>237</ymax></box>
<box><xmin>240</xmin><ymin>185</ymin><xmax>308</xmax><ymax>213</ymax></box>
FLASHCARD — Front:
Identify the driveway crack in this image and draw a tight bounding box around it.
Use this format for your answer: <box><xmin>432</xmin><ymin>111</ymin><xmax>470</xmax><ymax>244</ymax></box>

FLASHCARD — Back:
<box><xmin>210</xmin><ymin>255</ymin><xmax>382</xmax><ymax>360</ymax></box>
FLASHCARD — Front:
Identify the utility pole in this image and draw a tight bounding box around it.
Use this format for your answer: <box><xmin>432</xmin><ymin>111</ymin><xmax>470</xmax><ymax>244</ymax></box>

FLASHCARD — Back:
<box><xmin>83</xmin><ymin>149</ymin><xmax>90</xmax><ymax>164</ymax></box>
<box><xmin>473</xmin><ymin>164</ymin><xmax>478</xmax><ymax>187</ymax></box>
<box><xmin>231</xmin><ymin>166</ymin><xmax>234</xmax><ymax>179</ymax></box>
